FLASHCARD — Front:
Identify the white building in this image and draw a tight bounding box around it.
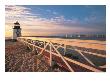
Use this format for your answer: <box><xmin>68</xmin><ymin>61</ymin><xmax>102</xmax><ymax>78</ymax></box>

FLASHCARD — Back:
<box><xmin>12</xmin><ymin>21</ymin><xmax>21</xmax><ymax>40</ymax></box>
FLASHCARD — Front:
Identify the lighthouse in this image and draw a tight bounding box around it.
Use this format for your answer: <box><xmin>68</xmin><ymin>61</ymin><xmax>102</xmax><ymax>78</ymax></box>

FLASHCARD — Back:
<box><xmin>12</xmin><ymin>21</ymin><xmax>21</xmax><ymax>40</ymax></box>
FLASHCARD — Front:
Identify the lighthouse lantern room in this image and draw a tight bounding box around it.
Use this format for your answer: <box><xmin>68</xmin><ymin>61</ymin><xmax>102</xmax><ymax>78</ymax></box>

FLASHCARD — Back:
<box><xmin>12</xmin><ymin>21</ymin><xmax>21</xmax><ymax>40</ymax></box>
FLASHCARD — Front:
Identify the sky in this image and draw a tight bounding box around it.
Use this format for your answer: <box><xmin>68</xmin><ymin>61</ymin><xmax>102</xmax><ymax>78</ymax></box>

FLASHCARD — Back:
<box><xmin>5</xmin><ymin>5</ymin><xmax>106</xmax><ymax>37</ymax></box>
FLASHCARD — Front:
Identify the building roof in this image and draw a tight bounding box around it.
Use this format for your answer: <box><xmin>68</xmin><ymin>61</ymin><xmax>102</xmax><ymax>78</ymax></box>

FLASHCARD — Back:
<box><xmin>14</xmin><ymin>21</ymin><xmax>20</xmax><ymax>25</ymax></box>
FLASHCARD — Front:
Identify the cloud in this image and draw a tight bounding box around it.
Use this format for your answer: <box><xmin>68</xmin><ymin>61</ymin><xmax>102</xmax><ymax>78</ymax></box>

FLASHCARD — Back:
<box><xmin>84</xmin><ymin>15</ymin><xmax>97</xmax><ymax>22</ymax></box>
<box><xmin>5</xmin><ymin>5</ymin><xmax>80</xmax><ymax>29</ymax></box>
<box><xmin>5</xmin><ymin>5</ymin><xmax>106</xmax><ymax>37</ymax></box>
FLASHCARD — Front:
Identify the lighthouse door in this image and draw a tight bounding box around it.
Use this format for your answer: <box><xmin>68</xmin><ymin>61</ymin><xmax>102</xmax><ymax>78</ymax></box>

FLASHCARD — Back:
<box><xmin>16</xmin><ymin>29</ymin><xmax>20</xmax><ymax>37</ymax></box>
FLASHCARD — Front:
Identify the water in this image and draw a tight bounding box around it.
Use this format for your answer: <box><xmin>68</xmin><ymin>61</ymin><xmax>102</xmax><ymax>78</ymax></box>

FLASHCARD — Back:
<box><xmin>5</xmin><ymin>35</ymin><xmax>106</xmax><ymax>41</ymax></box>
<box><xmin>32</xmin><ymin>36</ymin><xmax>106</xmax><ymax>41</ymax></box>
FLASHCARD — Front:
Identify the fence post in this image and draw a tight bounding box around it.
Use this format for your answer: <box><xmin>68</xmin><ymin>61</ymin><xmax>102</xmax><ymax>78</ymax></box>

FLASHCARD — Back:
<box><xmin>49</xmin><ymin>43</ymin><xmax>52</xmax><ymax>67</ymax></box>
<box><xmin>64</xmin><ymin>44</ymin><xmax>66</xmax><ymax>55</ymax></box>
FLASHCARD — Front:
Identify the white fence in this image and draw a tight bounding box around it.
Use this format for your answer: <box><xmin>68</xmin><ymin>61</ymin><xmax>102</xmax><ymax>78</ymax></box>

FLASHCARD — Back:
<box><xmin>17</xmin><ymin>37</ymin><xmax>106</xmax><ymax>72</ymax></box>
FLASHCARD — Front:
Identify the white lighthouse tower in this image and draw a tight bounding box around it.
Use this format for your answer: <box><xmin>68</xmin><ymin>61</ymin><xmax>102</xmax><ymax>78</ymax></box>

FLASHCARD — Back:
<box><xmin>12</xmin><ymin>21</ymin><xmax>21</xmax><ymax>40</ymax></box>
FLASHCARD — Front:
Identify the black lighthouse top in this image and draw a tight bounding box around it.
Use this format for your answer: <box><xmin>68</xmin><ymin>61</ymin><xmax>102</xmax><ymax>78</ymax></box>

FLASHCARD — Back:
<box><xmin>13</xmin><ymin>21</ymin><xmax>21</xmax><ymax>29</ymax></box>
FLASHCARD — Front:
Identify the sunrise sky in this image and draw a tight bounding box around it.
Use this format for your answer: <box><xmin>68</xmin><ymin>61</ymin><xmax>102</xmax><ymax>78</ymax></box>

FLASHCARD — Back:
<box><xmin>5</xmin><ymin>5</ymin><xmax>106</xmax><ymax>37</ymax></box>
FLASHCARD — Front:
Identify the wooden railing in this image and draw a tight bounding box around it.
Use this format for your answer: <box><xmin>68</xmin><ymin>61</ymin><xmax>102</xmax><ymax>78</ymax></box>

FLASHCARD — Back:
<box><xmin>17</xmin><ymin>37</ymin><xmax>106</xmax><ymax>72</ymax></box>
